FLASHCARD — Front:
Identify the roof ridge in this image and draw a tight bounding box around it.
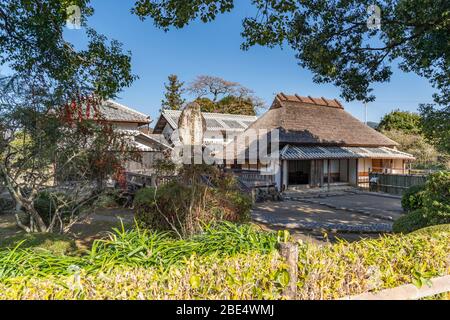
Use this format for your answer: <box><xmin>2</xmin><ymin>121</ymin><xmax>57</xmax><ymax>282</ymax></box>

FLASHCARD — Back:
<box><xmin>277</xmin><ymin>93</ymin><xmax>344</xmax><ymax>109</ymax></box>
<box><xmin>163</xmin><ymin>109</ymin><xmax>257</xmax><ymax>119</ymax></box>
<box><xmin>107</xmin><ymin>100</ymin><xmax>150</xmax><ymax>118</ymax></box>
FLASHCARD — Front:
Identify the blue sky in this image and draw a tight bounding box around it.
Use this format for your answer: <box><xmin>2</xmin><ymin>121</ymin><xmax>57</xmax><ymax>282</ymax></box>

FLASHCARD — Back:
<box><xmin>64</xmin><ymin>1</ymin><xmax>436</xmax><ymax>124</ymax></box>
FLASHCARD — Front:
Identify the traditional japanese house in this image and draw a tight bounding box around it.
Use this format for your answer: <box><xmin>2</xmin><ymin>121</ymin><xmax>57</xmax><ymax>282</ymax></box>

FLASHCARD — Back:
<box><xmin>95</xmin><ymin>100</ymin><xmax>171</xmax><ymax>174</ymax></box>
<box><xmin>152</xmin><ymin>109</ymin><xmax>258</xmax><ymax>147</ymax></box>
<box><xmin>234</xmin><ymin>93</ymin><xmax>415</xmax><ymax>190</ymax></box>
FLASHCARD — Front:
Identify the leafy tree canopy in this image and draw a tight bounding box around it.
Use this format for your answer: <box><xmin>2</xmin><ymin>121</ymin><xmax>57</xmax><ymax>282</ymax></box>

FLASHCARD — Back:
<box><xmin>188</xmin><ymin>75</ymin><xmax>263</xmax><ymax>115</ymax></box>
<box><xmin>1</xmin><ymin>0</ymin><xmax>136</xmax><ymax>101</ymax></box>
<box><xmin>0</xmin><ymin>0</ymin><xmax>137</xmax><ymax>233</ymax></box>
<box><xmin>132</xmin><ymin>0</ymin><xmax>449</xmax><ymax>153</ymax></box>
<box><xmin>132</xmin><ymin>0</ymin><xmax>449</xmax><ymax>105</ymax></box>
<box><xmin>378</xmin><ymin>110</ymin><xmax>421</xmax><ymax>133</ymax></box>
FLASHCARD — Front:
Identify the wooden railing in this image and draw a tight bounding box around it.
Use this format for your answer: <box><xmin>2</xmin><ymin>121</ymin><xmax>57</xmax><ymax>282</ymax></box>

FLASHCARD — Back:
<box><xmin>341</xmin><ymin>275</ymin><xmax>450</xmax><ymax>300</ymax></box>
<box><xmin>231</xmin><ymin>170</ymin><xmax>275</xmax><ymax>188</ymax></box>
<box><xmin>125</xmin><ymin>172</ymin><xmax>176</xmax><ymax>190</ymax></box>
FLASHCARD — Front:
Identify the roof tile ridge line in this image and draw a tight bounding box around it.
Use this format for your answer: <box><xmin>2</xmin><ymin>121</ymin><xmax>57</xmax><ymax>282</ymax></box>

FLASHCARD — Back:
<box><xmin>214</xmin><ymin>118</ymin><xmax>231</xmax><ymax>130</ymax></box>
<box><xmin>279</xmin><ymin>92</ymin><xmax>288</xmax><ymax>101</ymax></box>
<box><xmin>161</xmin><ymin>110</ymin><xmax>179</xmax><ymax>129</ymax></box>
<box><xmin>107</xmin><ymin>100</ymin><xmax>150</xmax><ymax>118</ymax></box>
<box><xmin>334</xmin><ymin>99</ymin><xmax>343</xmax><ymax>109</ymax></box>
<box><xmin>320</xmin><ymin>97</ymin><xmax>330</xmax><ymax>106</ymax></box>
<box><xmin>294</xmin><ymin>94</ymin><xmax>304</xmax><ymax>102</ymax></box>
<box><xmin>201</xmin><ymin>111</ymin><xmax>257</xmax><ymax>119</ymax></box>
<box><xmin>307</xmin><ymin>95</ymin><xmax>317</xmax><ymax>105</ymax></box>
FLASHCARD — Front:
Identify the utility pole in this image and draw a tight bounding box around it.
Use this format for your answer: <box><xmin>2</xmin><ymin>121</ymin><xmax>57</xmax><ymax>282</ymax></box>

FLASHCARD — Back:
<box><xmin>364</xmin><ymin>102</ymin><xmax>368</xmax><ymax>125</ymax></box>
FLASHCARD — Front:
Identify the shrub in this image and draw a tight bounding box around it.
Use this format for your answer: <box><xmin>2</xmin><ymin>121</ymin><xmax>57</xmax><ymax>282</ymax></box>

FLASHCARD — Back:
<box><xmin>397</xmin><ymin>171</ymin><xmax>450</xmax><ymax>233</ymax></box>
<box><xmin>94</xmin><ymin>189</ymin><xmax>128</xmax><ymax>208</ymax></box>
<box><xmin>0</xmin><ymin>225</ymin><xmax>448</xmax><ymax>300</ymax></box>
<box><xmin>421</xmin><ymin>171</ymin><xmax>450</xmax><ymax>225</ymax></box>
<box><xmin>297</xmin><ymin>230</ymin><xmax>449</xmax><ymax>299</ymax></box>
<box><xmin>0</xmin><ymin>252</ymin><xmax>284</xmax><ymax>300</ymax></box>
<box><xmin>134</xmin><ymin>173</ymin><xmax>252</xmax><ymax>237</ymax></box>
<box><xmin>0</xmin><ymin>222</ymin><xmax>278</xmax><ymax>279</ymax></box>
<box><xmin>0</xmin><ymin>197</ymin><xmax>14</xmax><ymax>214</ymax></box>
<box><xmin>392</xmin><ymin>210</ymin><xmax>429</xmax><ymax>234</ymax></box>
<box><xmin>401</xmin><ymin>184</ymin><xmax>426</xmax><ymax>212</ymax></box>
<box><xmin>410</xmin><ymin>224</ymin><xmax>450</xmax><ymax>236</ymax></box>
<box><xmin>89</xmin><ymin>222</ymin><xmax>278</xmax><ymax>269</ymax></box>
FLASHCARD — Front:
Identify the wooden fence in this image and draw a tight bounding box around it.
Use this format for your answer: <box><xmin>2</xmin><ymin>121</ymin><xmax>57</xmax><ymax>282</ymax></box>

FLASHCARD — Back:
<box><xmin>279</xmin><ymin>243</ymin><xmax>450</xmax><ymax>300</ymax></box>
<box><xmin>369</xmin><ymin>173</ymin><xmax>428</xmax><ymax>195</ymax></box>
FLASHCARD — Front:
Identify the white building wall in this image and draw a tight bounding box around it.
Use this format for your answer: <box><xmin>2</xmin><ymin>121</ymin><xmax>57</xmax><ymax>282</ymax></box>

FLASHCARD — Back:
<box><xmin>349</xmin><ymin>159</ymin><xmax>357</xmax><ymax>186</ymax></box>
<box><xmin>282</xmin><ymin>160</ymin><xmax>288</xmax><ymax>191</ymax></box>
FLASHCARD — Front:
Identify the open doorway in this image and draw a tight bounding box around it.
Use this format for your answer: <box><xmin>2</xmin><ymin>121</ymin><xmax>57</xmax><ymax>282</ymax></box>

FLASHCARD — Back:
<box><xmin>288</xmin><ymin>160</ymin><xmax>310</xmax><ymax>185</ymax></box>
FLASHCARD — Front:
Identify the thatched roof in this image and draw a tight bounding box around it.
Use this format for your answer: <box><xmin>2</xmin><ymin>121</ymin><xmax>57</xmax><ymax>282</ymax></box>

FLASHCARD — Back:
<box><xmin>247</xmin><ymin>93</ymin><xmax>398</xmax><ymax>147</ymax></box>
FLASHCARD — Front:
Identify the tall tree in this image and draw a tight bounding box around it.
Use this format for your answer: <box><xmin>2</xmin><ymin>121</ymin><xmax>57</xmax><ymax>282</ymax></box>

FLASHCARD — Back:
<box><xmin>132</xmin><ymin>0</ymin><xmax>450</xmax><ymax>153</ymax></box>
<box><xmin>188</xmin><ymin>75</ymin><xmax>264</xmax><ymax>115</ymax></box>
<box><xmin>188</xmin><ymin>75</ymin><xmax>239</xmax><ymax>102</ymax></box>
<box><xmin>132</xmin><ymin>0</ymin><xmax>449</xmax><ymax>105</ymax></box>
<box><xmin>161</xmin><ymin>74</ymin><xmax>185</xmax><ymax>110</ymax></box>
<box><xmin>0</xmin><ymin>0</ymin><xmax>136</xmax><ymax>233</ymax></box>
<box><xmin>420</xmin><ymin>104</ymin><xmax>450</xmax><ymax>154</ymax></box>
<box><xmin>378</xmin><ymin>110</ymin><xmax>422</xmax><ymax>134</ymax></box>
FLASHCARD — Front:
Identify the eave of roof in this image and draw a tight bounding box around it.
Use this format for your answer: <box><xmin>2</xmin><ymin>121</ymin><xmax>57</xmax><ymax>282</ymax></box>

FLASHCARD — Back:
<box><xmin>281</xmin><ymin>145</ymin><xmax>415</xmax><ymax>160</ymax></box>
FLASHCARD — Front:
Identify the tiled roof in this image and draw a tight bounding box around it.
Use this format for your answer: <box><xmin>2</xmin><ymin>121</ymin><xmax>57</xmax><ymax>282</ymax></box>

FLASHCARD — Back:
<box><xmin>281</xmin><ymin>145</ymin><xmax>414</xmax><ymax>160</ymax></box>
<box><xmin>247</xmin><ymin>92</ymin><xmax>398</xmax><ymax>147</ymax></box>
<box><xmin>155</xmin><ymin>109</ymin><xmax>257</xmax><ymax>133</ymax></box>
<box><xmin>99</xmin><ymin>100</ymin><xmax>151</xmax><ymax>124</ymax></box>
<box><xmin>117</xmin><ymin>130</ymin><xmax>172</xmax><ymax>151</ymax></box>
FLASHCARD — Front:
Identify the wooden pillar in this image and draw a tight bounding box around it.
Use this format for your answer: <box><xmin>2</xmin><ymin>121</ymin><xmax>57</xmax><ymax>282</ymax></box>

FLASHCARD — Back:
<box><xmin>347</xmin><ymin>159</ymin><xmax>350</xmax><ymax>183</ymax></box>
<box><xmin>319</xmin><ymin>159</ymin><xmax>324</xmax><ymax>187</ymax></box>
<box><xmin>277</xmin><ymin>242</ymin><xmax>299</xmax><ymax>300</ymax></box>
<box><xmin>327</xmin><ymin>158</ymin><xmax>331</xmax><ymax>190</ymax></box>
<box><xmin>356</xmin><ymin>159</ymin><xmax>359</xmax><ymax>188</ymax></box>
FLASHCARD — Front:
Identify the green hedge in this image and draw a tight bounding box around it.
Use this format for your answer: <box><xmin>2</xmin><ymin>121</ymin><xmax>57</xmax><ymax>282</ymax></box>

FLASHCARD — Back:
<box><xmin>401</xmin><ymin>184</ymin><xmax>426</xmax><ymax>212</ymax></box>
<box><xmin>395</xmin><ymin>171</ymin><xmax>450</xmax><ymax>233</ymax></box>
<box><xmin>0</xmin><ymin>224</ymin><xmax>448</xmax><ymax>300</ymax></box>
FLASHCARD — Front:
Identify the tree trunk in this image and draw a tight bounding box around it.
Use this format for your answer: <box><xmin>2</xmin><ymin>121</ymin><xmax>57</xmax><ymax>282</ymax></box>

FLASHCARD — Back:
<box><xmin>0</xmin><ymin>164</ymin><xmax>48</xmax><ymax>232</ymax></box>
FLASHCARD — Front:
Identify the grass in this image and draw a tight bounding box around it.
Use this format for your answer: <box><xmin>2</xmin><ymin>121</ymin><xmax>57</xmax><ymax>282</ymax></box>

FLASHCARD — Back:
<box><xmin>0</xmin><ymin>233</ymin><xmax>77</xmax><ymax>255</ymax></box>
<box><xmin>89</xmin><ymin>221</ymin><xmax>279</xmax><ymax>269</ymax></box>
<box><xmin>0</xmin><ymin>222</ymin><xmax>278</xmax><ymax>279</ymax></box>
<box><xmin>410</xmin><ymin>223</ymin><xmax>450</xmax><ymax>235</ymax></box>
<box><xmin>0</xmin><ymin>221</ymin><xmax>448</xmax><ymax>300</ymax></box>
<box><xmin>0</xmin><ymin>223</ymin><xmax>448</xmax><ymax>300</ymax></box>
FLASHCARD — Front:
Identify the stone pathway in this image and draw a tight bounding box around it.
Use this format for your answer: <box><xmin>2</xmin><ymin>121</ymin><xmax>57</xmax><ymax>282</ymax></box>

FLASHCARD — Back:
<box><xmin>252</xmin><ymin>201</ymin><xmax>393</xmax><ymax>233</ymax></box>
<box><xmin>252</xmin><ymin>191</ymin><xmax>403</xmax><ymax>233</ymax></box>
<box><xmin>284</xmin><ymin>191</ymin><xmax>403</xmax><ymax>221</ymax></box>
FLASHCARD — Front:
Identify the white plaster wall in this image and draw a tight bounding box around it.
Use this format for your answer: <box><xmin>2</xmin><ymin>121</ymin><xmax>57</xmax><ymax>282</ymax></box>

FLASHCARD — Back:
<box><xmin>282</xmin><ymin>160</ymin><xmax>288</xmax><ymax>190</ymax></box>
<box><xmin>349</xmin><ymin>159</ymin><xmax>357</xmax><ymax>185</ymax></box>
<box><xmin>162</xmin><ymin>123</ymin><xmax>174</xmax><ymax>144</ymax></box>
<box><xmin>358</xmin><ymin>158</ymin><xmax>372</xmax><ymax>173</ymax></box>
